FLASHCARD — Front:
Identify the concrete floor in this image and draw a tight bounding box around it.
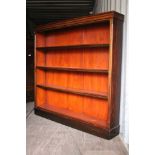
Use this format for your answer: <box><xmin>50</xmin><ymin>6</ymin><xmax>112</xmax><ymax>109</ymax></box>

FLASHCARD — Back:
<box><xmin>26</xmin><ymin>102</ymin><xmax>128</xmax><ymax>155</ymax></box>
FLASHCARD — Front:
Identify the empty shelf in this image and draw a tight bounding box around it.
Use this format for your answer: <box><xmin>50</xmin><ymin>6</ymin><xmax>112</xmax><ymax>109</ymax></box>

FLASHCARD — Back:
<box><xmin>37</xmin><ymin>84</ymin><xmax>108</xmax><ymax>100</ymax></box>
<box><xmin>36</xmin><ymin>66</ymin><xmax>108</xmax><ymax>74</ymax></box>
<box><xmin>36</xmin><ymin>104</ymin><xmax>108</xmax><ymax>128</ymax></box>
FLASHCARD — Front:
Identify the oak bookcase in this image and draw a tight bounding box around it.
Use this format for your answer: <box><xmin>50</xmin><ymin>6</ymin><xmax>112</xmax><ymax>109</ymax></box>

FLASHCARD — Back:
<box><xmin>34</xmin><ymin>11</ymin><xmax>124</xmax><ymax>139</ymax></box>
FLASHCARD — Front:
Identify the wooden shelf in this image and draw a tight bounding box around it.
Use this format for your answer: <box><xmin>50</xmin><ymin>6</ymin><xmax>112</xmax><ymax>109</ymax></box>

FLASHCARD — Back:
<box><xmin>35</xmin><ymin>11</ymin><xmax>124</xmax><ymax>139</ymax></box>
<box><xmin>36</xmin><ymin>104</ymin><xmax>107</xmax><ymax>128</ymax></box>
<box><xmin>36</xmin><ymin>66</ymin><xmax>108</xmax><ymax>74</ymax></box>
<box><xmin>36</xmin><ymin>44</ymin><xmax>109</xmax><ymax>50</ymax></box>
<box><xmin>37</xmin><ymin>84</ymin><xmax>108</xmax><ymax>100</ymax></box>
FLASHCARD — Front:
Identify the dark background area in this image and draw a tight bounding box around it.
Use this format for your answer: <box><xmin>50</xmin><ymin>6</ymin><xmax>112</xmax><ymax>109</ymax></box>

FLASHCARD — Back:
<box><xmin>26</xmin><ymin>0</ymin><xmax>95</xmax><ymax>102</ymax></box>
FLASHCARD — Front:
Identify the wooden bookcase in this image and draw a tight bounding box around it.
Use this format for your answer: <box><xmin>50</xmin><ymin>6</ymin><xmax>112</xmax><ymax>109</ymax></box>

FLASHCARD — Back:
<box><xmin>34</xmin><ymin>11</ymin><xmax>124</xmax><ymax>139</ymax></box>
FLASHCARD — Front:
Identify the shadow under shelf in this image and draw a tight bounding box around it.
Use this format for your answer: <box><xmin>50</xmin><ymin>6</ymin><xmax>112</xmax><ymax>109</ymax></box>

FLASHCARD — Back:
<box><xmin>36</xmin><ymin>44</ymin><xmax>109</xmax><ymax>51</ymax></box>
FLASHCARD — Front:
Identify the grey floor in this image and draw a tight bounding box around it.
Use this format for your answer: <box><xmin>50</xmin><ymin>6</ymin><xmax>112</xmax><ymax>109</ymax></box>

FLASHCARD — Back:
<box><xmin>27</xmin><ymin>102</ymin><xmax>128</xmax><ymax>155</ymax></box>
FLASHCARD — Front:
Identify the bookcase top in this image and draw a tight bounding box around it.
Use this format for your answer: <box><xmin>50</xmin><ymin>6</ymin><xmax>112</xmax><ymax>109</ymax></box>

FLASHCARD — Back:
<box><xmin>36</xmin><ymin>11</ymin><xmax>124</xmax><ymax>32</ymax></box>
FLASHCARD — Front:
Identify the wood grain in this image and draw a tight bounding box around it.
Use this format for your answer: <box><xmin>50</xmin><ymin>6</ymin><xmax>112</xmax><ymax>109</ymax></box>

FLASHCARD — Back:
<box><xmin>36</xmin><ymin>84</ymin><xmax>108</xmax><ymax>99</ymax></box>
<box><xmin>34</xmin><ymin>11</ymin><xmax>124</xmax><ymax>139</ymax></box>
<box><xmin>36</xmin><ymin>33</ymin><xmax>45</xmax><ymax>47</ymax></box>
<box><xmin>36</xmin><ymin>11</ymin><xmax>124</xmax><ymax>32</ymax></box>
<box><xmin>83</xmin><ymin>23</ymin><xmax>110</xmax><ymax>44</ymax></box>
<box><xmin>83</xmin><ymin>47</ymin><xmax>109</xmax><ymax>69</ymax></box>
<box><xmin>108</xmin><ymin>18</ymin><xmax>124</xmax><ymax>128</ymax></box>
<box><xmin>36</xmin><ymin>66</ymin><xmax>109</xmax><ymax>74</ymax></box>
<box><xmin>36</xmin><ymin>87</ymin><xmax>46</xmax><ymax>107</ymax></box>
<box><xmin>36</xmin><ymin>69</ymin><xmax>45</xmax><ymax>85</ymax></box>
<box><xmin>36</xmin><ymin>50</ymin><xmax>45</xmax><ymax>66</ymax></box>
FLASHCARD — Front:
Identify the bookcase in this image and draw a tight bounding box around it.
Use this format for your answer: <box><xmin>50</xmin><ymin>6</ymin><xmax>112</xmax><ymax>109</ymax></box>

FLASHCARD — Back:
<box><xmin>34</xmin><ymin>11</ymin><xmax>124</xmax><ymax>139</ymax></box>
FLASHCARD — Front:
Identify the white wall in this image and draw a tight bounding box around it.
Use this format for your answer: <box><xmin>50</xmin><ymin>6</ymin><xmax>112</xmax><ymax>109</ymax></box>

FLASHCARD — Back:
<box><xmin>93</xmin><ymin>0</ymin><xmax>129</xmax><ymax>145</ymax></box>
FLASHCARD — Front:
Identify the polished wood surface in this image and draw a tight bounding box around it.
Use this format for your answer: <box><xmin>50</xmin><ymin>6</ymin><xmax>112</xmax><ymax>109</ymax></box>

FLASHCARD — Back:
<box><xmin>34</xmin><ymin>11</ymin><xmax>124</xmax><ymax>139</ymax></box>
<box><xmin>36</xmin><ymin>66</ymin><xmax>108</xmax><ymax>74</ymax></box>
<box><xmin>36</xmin><ymin>11</ymin><xmax>123</xmax><ymax>32</ymax></box>
<box><xmin>37</xmin><ymin>84</ymin><xmax>108</xmax><ymax>99</ymax></box>
<box><xmin>37</xmin><ymin>103</ymin><xmax>108</xmax><ymax>128</ymax></box>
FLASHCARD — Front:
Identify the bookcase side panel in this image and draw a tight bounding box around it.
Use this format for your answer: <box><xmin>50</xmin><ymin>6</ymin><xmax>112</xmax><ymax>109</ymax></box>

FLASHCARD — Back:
<box><xmin>35</xmin><ymin>33</ymin><xmax>46</xmax><ymax>107</ymax></box>
<box><xmin>109</xmin><ymin>19</ymin><xmax>123</xmax><ymax>129</ymax></box>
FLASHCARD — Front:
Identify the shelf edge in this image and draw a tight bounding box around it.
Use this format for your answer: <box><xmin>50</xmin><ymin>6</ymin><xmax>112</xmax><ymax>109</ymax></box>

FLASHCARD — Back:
<box><xmin>36</xmin><ymin>66</ymin><xmax>109</xmax><ymax>74</ymax></box>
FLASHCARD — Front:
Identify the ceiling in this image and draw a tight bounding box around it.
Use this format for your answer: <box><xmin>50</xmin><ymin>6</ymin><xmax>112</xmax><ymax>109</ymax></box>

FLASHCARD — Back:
<box><xmin>26</xmin><ymin>0</ymin><xmax>95</xmax><ymax>39</ymax></box>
